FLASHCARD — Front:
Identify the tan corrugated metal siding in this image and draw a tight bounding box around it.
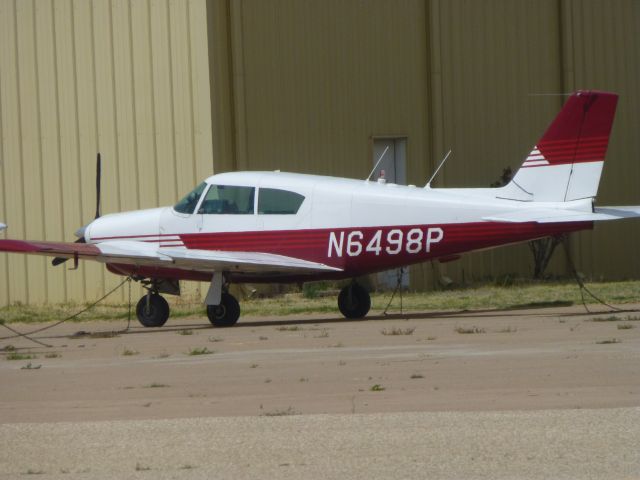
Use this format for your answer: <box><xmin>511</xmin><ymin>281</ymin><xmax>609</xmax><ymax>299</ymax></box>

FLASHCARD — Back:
<box><xmin>0</xmin><ymin>0</ymin><xmax>212</xmax><ymax>304</ymax></box>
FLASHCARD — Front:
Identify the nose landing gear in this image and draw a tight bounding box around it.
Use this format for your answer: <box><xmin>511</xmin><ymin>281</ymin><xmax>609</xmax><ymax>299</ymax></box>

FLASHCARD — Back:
<box><xmin>135</xmin><ymin>291</ymin><xmax>170</xmax><ymax>327</ymax></box>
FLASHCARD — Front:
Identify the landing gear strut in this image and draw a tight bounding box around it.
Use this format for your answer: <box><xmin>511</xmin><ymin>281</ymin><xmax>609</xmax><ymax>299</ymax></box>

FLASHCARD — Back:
<box><xmin>135</xmin><ymin>291</ymin><xmax>170</xmax><ymax>327</ymax></box>
<box><xmin>338</xmin><ymin>282</ymin><xmax>371</xmax><ymax>319</ymax></box>
<box><xmin>207</xmin><ymin>292</ymin><xmax>241</xmax><ymax>327</ymax></box>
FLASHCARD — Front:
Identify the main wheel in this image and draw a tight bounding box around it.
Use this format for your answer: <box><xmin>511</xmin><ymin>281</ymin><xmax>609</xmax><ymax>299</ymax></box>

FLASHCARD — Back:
<box><xmin>136</xmin><ymin>293</ymin><xmax>170</xmax><ymax>327</ymax></box>
<box><xmin>207</xmin><ymin>293</ymin><xmax>241</xmax><ymax>327</ymax></box>
<box><xmin>338</xmin><ymin>283</ymin><xmax>371</xmax><ymax>319</ymax></box>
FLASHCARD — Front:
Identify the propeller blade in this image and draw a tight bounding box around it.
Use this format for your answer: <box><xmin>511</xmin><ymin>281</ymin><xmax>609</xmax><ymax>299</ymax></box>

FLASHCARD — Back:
<box><xmin>95</xmin><ymin>152</ymin><xmax>102</xmax><ymax>219</ymax></box>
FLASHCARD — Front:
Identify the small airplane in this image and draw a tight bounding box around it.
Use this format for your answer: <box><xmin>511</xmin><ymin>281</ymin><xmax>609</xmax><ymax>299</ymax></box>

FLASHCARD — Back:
<box><xmin>1</xmin><ymin>90</ymin><xmax>639</xmax><ymax>328</ymax></box>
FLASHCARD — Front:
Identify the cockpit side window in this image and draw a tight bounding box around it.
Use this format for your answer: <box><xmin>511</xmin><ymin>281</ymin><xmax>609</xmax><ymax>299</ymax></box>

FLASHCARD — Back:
<box><xmin>198</xmin><ymin>185</ymin><xmax>255</xmax><ymax>214</ymax></box>
<box><xmin>258</xmin><ymin>188</ymin><xmax>305</xmax><ymax>214</ymax></box>
<box><xmin>174</xmin><ymin>182</ymin><xmax>207</xmax><ymax>214</ymax></box>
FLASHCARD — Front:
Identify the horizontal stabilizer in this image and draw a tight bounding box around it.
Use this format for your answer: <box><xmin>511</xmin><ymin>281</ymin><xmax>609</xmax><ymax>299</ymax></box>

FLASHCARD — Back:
<box><xmin>484</xmin><ymin>205</ymin><xmax>640</xmax><ymax>223</ymax></box>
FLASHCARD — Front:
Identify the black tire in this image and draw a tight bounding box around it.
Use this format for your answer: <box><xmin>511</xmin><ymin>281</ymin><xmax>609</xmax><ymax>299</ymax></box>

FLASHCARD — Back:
<box><xmin>207</xmin><ymin>293</ymin><xmax>241</xmax><ymax>327</ymax></box>
<box><xmin>136</xmin><ymin>293</ymin><xmax>170</xmax><ymax>327</ymax></box>
<box><xmin>338</xmin><ymin>283</ymin><xmax>371</xmax><ymax>319</ymax></box>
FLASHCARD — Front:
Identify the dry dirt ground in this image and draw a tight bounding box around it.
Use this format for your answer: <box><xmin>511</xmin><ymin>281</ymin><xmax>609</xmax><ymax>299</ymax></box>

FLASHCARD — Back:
<box><xmin>1</xmin><ymin>303</ymin><xmax>639</xmax><ymax>479</ymax></box>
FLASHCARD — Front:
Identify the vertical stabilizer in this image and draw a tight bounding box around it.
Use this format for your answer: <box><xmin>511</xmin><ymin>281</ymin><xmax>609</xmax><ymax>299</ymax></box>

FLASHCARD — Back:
<box><xmin>501</xmin><ymin>91</ymin><xmax>618</xmax><ymax>202</ymax></box>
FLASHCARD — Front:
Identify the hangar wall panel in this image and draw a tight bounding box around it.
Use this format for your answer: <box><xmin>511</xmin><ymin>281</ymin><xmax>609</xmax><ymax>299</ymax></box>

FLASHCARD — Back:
<box><xmin>0</xmin><ymin>0</ymin><xmax>212</xmax><ymax>305</ymax></box>
<box><xmin>227</xmin><ymin>0</ymin><xmax>431</xmax><ymax>184</ymax></box>
<box><xmin>561</xmin><ymin>0</ymin><xmax>640</xmax><ymax>279</ymax></box>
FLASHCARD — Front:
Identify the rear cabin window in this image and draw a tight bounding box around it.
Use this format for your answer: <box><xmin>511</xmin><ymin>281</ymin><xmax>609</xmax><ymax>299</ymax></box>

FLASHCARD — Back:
<box><xmin>174</xmin><ymin>182</ymin><xmax>207</xmax><ymax>214</ymax></box>
<box><xmin>258</xmin><ymin>188</ymin><xmax>305</xmax><ymax>214</ymax></box>
<box><xmin>198</xmin><ymin>185</ymin><xmax>255</xmax><ymax>214</ymax></box>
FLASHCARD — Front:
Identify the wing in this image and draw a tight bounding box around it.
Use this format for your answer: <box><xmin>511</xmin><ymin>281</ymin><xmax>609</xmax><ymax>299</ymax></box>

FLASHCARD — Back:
<box><xmin>0</xmin><ymin>239</ymin><xmax>340</xmax><ymax>274</ymax></box>
<box><xmin>483</xmin><ymin>205</ymin><xmax>640</xmax><ymax>223</ymax></box>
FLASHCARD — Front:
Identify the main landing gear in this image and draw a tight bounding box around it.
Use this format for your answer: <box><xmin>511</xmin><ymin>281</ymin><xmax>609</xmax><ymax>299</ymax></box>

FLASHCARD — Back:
<box><xmin>338</xmin><ymin>282</ymin><xmax>371</xmax><ymax>319</ymax></box>
<box><xmin>206</xmin><ymin>292</ymin><xmax>241</xmax><ymax>327</ymax></box>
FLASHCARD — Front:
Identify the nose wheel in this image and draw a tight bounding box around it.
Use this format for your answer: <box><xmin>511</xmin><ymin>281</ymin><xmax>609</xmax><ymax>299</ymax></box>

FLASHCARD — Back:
<box><xmin>135</xmin><ymin>292</ymin><xmax>170</xmax><ymax>327</ymax></box>
<box><xmin>207</xmin><ymin>292</ymin><xmax>241</xmax><ymax>327</ymax></box>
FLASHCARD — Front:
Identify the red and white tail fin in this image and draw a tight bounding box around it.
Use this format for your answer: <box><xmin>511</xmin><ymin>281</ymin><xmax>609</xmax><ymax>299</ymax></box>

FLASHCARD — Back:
<box><xmin>501</xmin><ymin>91</ymin><xmax>618</xmax><ymax>202</ymax></box>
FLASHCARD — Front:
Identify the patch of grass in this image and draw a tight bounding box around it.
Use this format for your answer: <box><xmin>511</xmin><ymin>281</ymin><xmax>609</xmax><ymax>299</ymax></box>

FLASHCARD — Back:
<box><xmin>381</xmin><ymin>327</ymin><xmax>415</xmax><ymax>336</ymax></box>
<box><xmin>122</xmin><ymin>348</ymin><xmax>139</xmax><ymax>356</ymax></box>
<box><xmin>3</xmin><ymin>345</ymin><xmax>16</xmax><ymax>352</ymax></box>
<box><xmin>143</xmin><ymin>383</ymin><xmax>169</xmax><ymax>388</ymax></box>
<box><xmin>498</xmin><ymin>326</ymin><xmax>517</xmax><ymax>333</ymax></box>
<box><xmin>329</xmin><ymin>342</ymin><xmax>344</xmax><ymax>348</ymax></box>
<box><xmin>250</xmin><ymin>363</ymin><xmax>259</xmax><ymax>368</ymax></box>
<box><xmin>276</xmin><ymin>325</ymin><xmax>302</xmax><ymax>331</ymax></box>
<box><xmin>455</xmin><ymin>326</ymin><xmax>485</xmax><ymax>334</ymax></box>
<box><xmin>208</xmin><ymin>336</ymin><xmax>224</xmax><ymax>342</ymax></box>
<box><xmin>21</xmin><ymin>362</ymin><xmax>42</xmax><ymax>370</ymax></box>
<box><xmin>338</xmin><ymin>360</ymin><xmax>347</xmax><ymax>366</ymax></box>
<box><xmin>24</xmin><ymin>469</ymin><xmax>45</xmax><ymax>475</ymax></box>
<box><xmin>261</xmin><ymin>406</ymin><xmax>298</xmax><ymax>416</ymax></box>
<box><xmin>177</xmin><ymin>329</ymin><xmax>193</xmax><ymax>336</ymax></box>
<box><xmin>410</xmin><ymin>373</ymin><xmax>424</xmax><ymax>379</ymax></box>
<box><xmin>44</xmin><ymin>352</ymin><xmax>61</xmax><ymax>358</ymax></box>
<box><xmin>617</xmin><ymin>324</ymin><xmax>634</xmax><ymax>330</ymax></box>
<box><xmin>179</xmin><ymin>464</ymin><xmax>195</xmax><ymax>470</ymax></box>
<box><xmin>135</xmin><ymin>463</ymin><xmax>151</xmax><ymax>471</ymax></box>
<box><xmin>592</xmin><ymin>315</ymin><xmax>623</xmax><ymax>322</ymax></box>
<box><xmin>596</xmin><ymin>338</ymin><xmax>622</xmax><ymax>344</ymax></box>
<box><xmin>188</xmin><ymin>347</ymin><xmax>214</xmax><ymax>356</ymax></box>
<box><xmin>299</xmin><ymin>377</ymin><xmax>309</xmax><ymax>382</ymax></box>
<box><xmin>6</xmin><ymin>352</ymin><xmax>35</xmax><ymax>361</ymax></box>
<box><xmin>259</xmin><ymin>336</ymin><xmax>269</xmax><ymax>341</ymax></box>
<box><xmin>89</xmin><ymin>331</ymin><xmax>119</xmax><ymax>339</ymax></box>
<box><xmin>426</xmin><ymin>336</ymin><xmax>437</xmax><ymax>341</ymax></box>
<box><xmin>370</xmin><ymin>384</ymin><xmax>386</xmax><ymax>392</ymax></box>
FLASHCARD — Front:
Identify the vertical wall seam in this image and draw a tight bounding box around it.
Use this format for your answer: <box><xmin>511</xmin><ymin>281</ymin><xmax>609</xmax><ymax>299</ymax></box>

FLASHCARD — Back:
<box><xmin>0</xmin><ymin>56</ymin><xmax>8</xmax><ymax>302</ymax></box>
<box><xmin>147</xmin><ymin>0</ymin><xmax>160</xmax><ymax>207</ymax></box>
<box><xmin>166</xmin><ymin>0</ymin><xmax>178</xmax><ymax>199</ymax></box>
<box><xmin>89</xmin><ymin>0</ymin><xmax>106</xmax><ymax>294</ymax></box>
<box><xmin>186</xmin><ymin>0</ymin><xmax>197</xmax><ymax>185</ymax></box>
<box><xmin>127</xmin><ymin>0</ymin><xmax>140</xmax><ymax>209</ymax></box>
<box><xmin>70</xmin><ymin>0</ymin><xmax>87</xmax><ymax>299</ymax></box>
<box><xmin>51</xmin><ymin>0</ymin><xmax>68</xmax><ymax>302</ymax></box>
<box><xmin>33</xmin><ymin>0</ymin><xmax>48</xmax><ymax>302</ymax></box>
<box><xmin>108</xmin><ymin>0</ymin><xmax>122</xmax><ymax>214</ymax></box>
<box><xmin>13</xmin><ymin>0</ymin><xmax>28</xmax><ymax>303</ymax></box>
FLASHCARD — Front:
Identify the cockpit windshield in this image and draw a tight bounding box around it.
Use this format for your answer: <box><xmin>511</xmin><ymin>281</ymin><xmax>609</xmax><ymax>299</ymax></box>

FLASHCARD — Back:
<box><xmin>174</xmin><ymin>182</ymin><xmax>207</xmax><ymax>214</ymax></box>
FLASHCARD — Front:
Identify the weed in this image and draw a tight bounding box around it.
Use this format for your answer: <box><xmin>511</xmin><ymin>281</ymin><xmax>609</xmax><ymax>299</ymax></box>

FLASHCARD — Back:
<box><xmin>596</xmin><ymin>338</ymin><xmax>622</xmax><ymax>344</ymax></box>
<box><xmin>410</xmin><ymin>373</ymin><xmax>424</xmax><ymax>379</ymax></box>
<box><xmin>122</xmin><ymin>348</ymin><xmax>139</xmax><ymax>356</ymax></box>
<box><xmin>498</xmin><ymin>326</ymin><xmax>517</xmax><ymax>333</ymax></box>
<box><xmin>299</xmin><ymin>377</ymin><xmax>309</xmax><ymax>382</ymax></box>
<box><xmin>625</xmin><ymin>315</ymin><xmax>640</xmax><ymax>321</ymax></box>
<box><xmin>455</xmin><ymin>326</ymin><xmax>485</xmax><ymax>334</ymax></box>
<box><xmin>3</xmin><ymin>345</ymin><xmax>16</xmax><ymax>351</ymax></box>
<box><xmin>264</xmin><ymin>378</ymin><xmax>272</xmax><ymax>383</ymax></box>
<box><xmin>314</xmin><ymin>329</ymin><xmax>329</xmax><ymax>338</ymax></box>
<box><xmin>370</xmin><ymin>384</ymin><xmax>386</xmax><ymax>392</ymax></box>
<box><xmin>208</xmin><ymin>336</ymin><xmax>224</xmax><ymax>342</ymax></box>
<box><xmin>261</xmin><ymin>406</ymin><xmax>298</xmax><ymax>416</ymax></box>
<box><xmin>381</xmin><ymin>327</ymin><xmax>415</xmax><ymax>336</ymax></box>
<box><xmin>250</xmin><ymin>363</ymin><xmax>259</xmax><ymax>368</ymax></box>
<box><xmin>177</xmin><ymin>329</ymin><xmax>193</xmax><ymax>336</ymax></box>
<box><xmin>44</xmin><ymin>352</ymin><xmax>61</xmax><ymax>358</ymax></box>
<box><xmin>135</xmin><ymin>463</ymin><xmax>151</xmax><ymax>471</ymax></box>
<box><xmin>155</xmin><ymin>352</ymin><xmax>170</xmax><ymax>359</ymax></box>
<box><xmin>426</xmin><ymin>336</ymin><xmax>437</xmax><ymax>341</ymax></box>
<box><xmin>617</xmin><ymin>324</ymin><xmax>634</xmax><ymax>330</ymax></box>
<box><xmin>24</xmin><ymin>469</ymin><xmax>45</xmax><ymax>475</ymax></box>
<box><xmin>21</xmin><ymin>362</ymin><xmax>42</xmax><ymax>370</ymax></box>
<box><xmin>259</xmin><ymin>336</ymin><xmax>269</xmax><ymax>341</ymax></box>
<box><xmin>188</xmin><ymin>347</ymin><xmax>214</xmax><ymax>356</ymax></box>
<box><xmin>338</xmin><ymin>360</ymin><xmax>347</xmax><ymax>366</ymax></box>
<box><xmin>143</xmin><ymin>383</ymin><xmax>169</xmax><ymax>388</ymax></box>
<box><xmin>6</xmin><ymin>352</ymin><xmax>35</xmax><ymax>361</ymax></box>
<box><xmin>179</xmin><ymin>464</ymin><xmax>195</xmax><ymax>470</ymax></box>
<box><xmin>329</xmin><ymin>342</ymin><xmax>344</xmax><ymax>348</ymax></box>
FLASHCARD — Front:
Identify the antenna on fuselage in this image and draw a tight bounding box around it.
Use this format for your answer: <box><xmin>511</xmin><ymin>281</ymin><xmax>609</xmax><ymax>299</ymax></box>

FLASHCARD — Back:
<box><xmin>425</xmin><ymin>149</ymin><xmax>452</xmax><ymax>188</ymax></box>
<box><xmin>366</xmin><ymin>146</ymin><xmax>390</xmax><ymax>182</ymax></box>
